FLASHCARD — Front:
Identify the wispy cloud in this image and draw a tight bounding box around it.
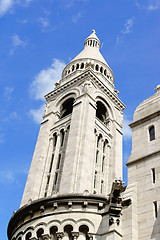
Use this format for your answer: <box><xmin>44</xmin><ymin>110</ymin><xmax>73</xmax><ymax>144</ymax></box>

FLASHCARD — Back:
<box><xmin>121</xmin><ymin>17</ymin><xmax>134</xmax><ymax>34</ymax></box>
<box><xmin>9</xmin><ymin>34</ymin><xmax>27</xmax><ymax>55</ymax></box>
<box><xmin>12</xmin><ymin>34</ymin><xmax>27</xmax><ymax>47</ymax></box>
<box><xmin>2</xmin><ymin>111</ymin><xmax>18</xmax><ymax>122</ymax></box>
<box><xmin>30</xmin><ymin>58</ymin><xmax>65</xmax><ymax>100</ymax></box>
<box><xmin>38</xmin><ymin>17</ymin><xmax>50</xmax><ymax>30</ymax></box>
<box><xmin>116</xmin><ymin>17</ymin><xmax>135</xmax><ymax>46</ymax></box>
<box><xmin>136</xmin><ymin>0</ymin><xmax>160</xmax><ymax>11</ymax></box>
<box><xmin>0</xmin><ymin>0</ymin><xmax>14</xmax><ymax>17</ymax></box>
<box><xmin>29</xmin><ymin>104</ymin><xmax>45</xmax><ymax>124</ymax></box>
<box><xmin>123</xmin><ymin>115</ymin><xmax>132</xmax><ymax>139</ymax></box>
<box><xmin>18</xmin><ymin>19</ymin><xmax>28</xmax><ymax>24</ymax></box>
<box><xmin>25</xmin><ymin>0</ymin><xmax>33</xmax><ymax>3</ymax></box>
<box><xmin>0</xmin><ymin>170</ymin><xmax>15</xmax><ymax>183</ymax></box>
<box><xmin>4</xmin><ymin>86</ymin><xmax>14</xmax><ymax>100</ymax></box>
<box><xmin>72</xmin><ymin>11</ymin><xmax>83</xmax><ymax>23</ymax></box>
<box><xmin>65</xmin><ymin>0</ymin><xmax>88</xmax><ymax>8</ymax></box>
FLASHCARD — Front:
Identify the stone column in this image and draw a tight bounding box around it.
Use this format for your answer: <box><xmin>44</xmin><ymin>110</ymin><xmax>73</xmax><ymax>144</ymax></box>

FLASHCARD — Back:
<box><xmin>39</xmin><ymin>136</ymin><xmax>54</xmax><ymax>198</ymax></box>
<box><xmin>88</xmin><ymin>234</ymin><xmax>93</xmax><ymax>240</ymax></box>
<box><xmin>48</xmin><ymin>132</ymin><xmax>61</xmax><ymax>195</ymax></box>
<box><xmin>72</xmin><ymin>232</ymin><xmax>79</xmax><ymax>240</ymax></box>
<box><xmin>56</xmin><ymin>233</ymin><xmax>64</xmax><ymax>240</ymax></box>
<box><xmin>97</xmin><ymin>138</ymin><xmax>104</xmax><ymax>194</ymax></box>
<box><xmin>107</xmin><ymin>144</ymin><xmax>112</xmax><ymax>193</ymax></box>
<box><xmin>93</xmin><ymin>133</ymin><xmax>98</xmax><ymax>193</ymax></box>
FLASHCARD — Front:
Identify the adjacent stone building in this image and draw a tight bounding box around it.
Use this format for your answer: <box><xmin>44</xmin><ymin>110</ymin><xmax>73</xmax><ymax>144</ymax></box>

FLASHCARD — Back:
<box><xmin>7</xmin><ymin>31</ymin><xmax>160</xmax><ymax>240</ymax></box>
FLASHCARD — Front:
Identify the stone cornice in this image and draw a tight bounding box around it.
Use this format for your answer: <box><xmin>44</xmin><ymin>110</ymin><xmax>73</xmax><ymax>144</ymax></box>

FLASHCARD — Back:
<box><xmin>129</xmin><ymin>111</ymin><xmax>160</xmax><ymax>128</ymax></box>
<box><xmin>8</xmin><ymin>194</ymin><xmax>108</xmax><ymax>240</ymax></box>
<box><xmin>45</xmin><ymin>69</ymin><xmax>126</xmax><ymax>111</ymax></box>
<box><xmin>126</xmin><ymin>150</ymin><xmax>160</xmax><ymax>166</ymax></box>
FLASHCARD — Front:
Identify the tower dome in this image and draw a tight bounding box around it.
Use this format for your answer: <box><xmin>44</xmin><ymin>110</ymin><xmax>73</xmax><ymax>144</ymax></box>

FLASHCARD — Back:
<box><xmin>61</xmin><ymin>30</ymin><xmax>114</xmax><ymax>85</ymax></box>
<box><xmin>72</xmin><ymin>29</ymin><xmax>108</xmax><ymax>66</ymax></box>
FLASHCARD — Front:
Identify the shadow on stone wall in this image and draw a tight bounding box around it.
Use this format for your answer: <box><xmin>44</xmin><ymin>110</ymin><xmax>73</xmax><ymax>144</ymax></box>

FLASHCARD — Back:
<box><xmin>151</xmin><ymin>207</ymin><xmax>160</xmax><ymax>239</ymax></box>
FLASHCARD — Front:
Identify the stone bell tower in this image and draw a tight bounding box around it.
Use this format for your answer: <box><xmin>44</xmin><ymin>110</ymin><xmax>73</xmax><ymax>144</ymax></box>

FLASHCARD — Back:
<box><xmin>8</xmin><ymin>30</ymin><xmax>125</xmax><ymax>240</ymax></box>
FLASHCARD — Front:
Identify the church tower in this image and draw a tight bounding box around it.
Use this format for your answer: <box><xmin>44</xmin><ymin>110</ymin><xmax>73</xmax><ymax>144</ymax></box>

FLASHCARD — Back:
<box><xmin>8</xmin><ymin>30</ymin><xmax>125</xmax><ymax>240</ymax></box>
<box><xmin>124</xmin><ymin>85</ymin><xmax>160</xmax><ymax>239</ymax></box>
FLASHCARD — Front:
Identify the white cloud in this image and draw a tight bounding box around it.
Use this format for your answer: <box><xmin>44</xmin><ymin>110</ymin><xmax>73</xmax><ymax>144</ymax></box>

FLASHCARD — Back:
<box><xmin>0</xmin><ymin>170</ymin><xmax>15</xmax><ymax>183</ymax></box>
<box><xmin>39</xmin><ymin>17</ymin><xmax>50</xmax><ymax>28</ymax></box>
<box><xmin>30</xmin><ymin>58</ymin><xmax>65</xmax><ymax>100</ymax></box>
<box><xmin>136</xmin><ymin>0</ymin><xmax>160</xmax><ymax>11</ymax></box>
<box><xmin>123</xmin><ymin>115</ymin><xmax>132</xmax><ymax>139</ymax></box>
<box><xmin>121</xmin><ymin>17</ymin><xmax>134</xmax><ymax>34</ymax></box>
<box><xmin>12</xmin><ymin>34</ymin><xmax>27</xmax><ymax>47</ymax></box>
<box><xmin>72</xmin><ymin>11</ymin><xmax>82</xmax><ymax>23</ymax></box>
<box><xmin>0</xmin><ymin>0</ymin><xmax>33</xmax><ymax>17</ymax></box>
<box><xmin>0</xmin><ymin>0</ymin><xmax>14</xmax><ymax>16</ymax></box>
<box><xmin>116</xmin><ymin>17</ymin><xmax>134</xmax><ymax>46</ymax></box>
<box><xmin>29</xmin><ymin>104</ymin><xmax>45</xmax><ymax>124</ymax></box>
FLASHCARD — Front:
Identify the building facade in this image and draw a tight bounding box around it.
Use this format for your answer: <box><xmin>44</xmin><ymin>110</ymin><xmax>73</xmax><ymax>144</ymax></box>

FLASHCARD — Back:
<box><xmin>7</xmin><ymin>31</ymin><xmax>160</xmax><ymax>240</ymax></box>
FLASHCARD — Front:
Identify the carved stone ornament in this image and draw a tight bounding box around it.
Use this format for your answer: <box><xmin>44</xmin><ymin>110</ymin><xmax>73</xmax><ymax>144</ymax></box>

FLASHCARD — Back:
<box><xmin>82</xmin><ymin>80</ymin><xmax>93</xmax><ymax>94</ymax></box>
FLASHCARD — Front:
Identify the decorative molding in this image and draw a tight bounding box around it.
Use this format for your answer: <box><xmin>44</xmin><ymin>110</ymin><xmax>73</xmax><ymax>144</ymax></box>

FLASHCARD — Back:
<box><xmin>129</xmin><ymin>111</ymin><xmax>160</xmax><ymax>128</ymax></box>
<box><xmin>45</xmin><ymin>69</ymin><xmax>125</xmax><ymax>111</ymax></box>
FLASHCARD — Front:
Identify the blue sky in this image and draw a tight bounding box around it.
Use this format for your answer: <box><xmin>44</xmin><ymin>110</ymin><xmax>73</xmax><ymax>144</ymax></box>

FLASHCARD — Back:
<box><xmin>0</xmin><ymin>0</ymin><xmax>160</xmax><ymax>239</ymax></box>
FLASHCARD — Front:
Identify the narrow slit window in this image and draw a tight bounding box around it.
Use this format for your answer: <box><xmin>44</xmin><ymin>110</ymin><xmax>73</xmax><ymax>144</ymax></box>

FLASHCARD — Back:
<box><xmin>57</xmin><ymin>154</ymin><xmax>61</xmax><ymax>170</ymax></box>
<box><xmin>53</xmin><ymin>133</ymin><xmax>57</xmax><ymax>148</ymax></box>
<box><xmin>94</xmin><ymin>174</ymin><xmax>96</xmax><ymax>189</ymax></box>
<box><xmin>102</xmin><ymin>155</ymin><xmax>105</xmax><ymax>172</ymax></box>
<box><xmin>60</xmin><ymin>130</ymin><xmax>65</xmax><ymax>147</ymax></box>
<box><xmin>53</xmin><ymin>172</ymin><xmax>58</xmax><ymax>190</ymax></box>
<box><xmin>153</xmin><ymin>201</ymin><xmax>158</xmax><ymax>218</ymax></box>
<box><xmin>49</xmin><ymin>154</ymin><xmax>54</xmax><ymax>173</ymax></box>
<box><xmin>100</xmin><ymin>180</ymin><xmax>103</xmax><ymax>194</ymax></box>
<box><xmin>152</xmin><ymin>168</ymin><xmax>156</xmax><ymax>183</ymax></box>
<box><xmin>149</xmin><ymin>126</ymin><xmax>155</xmax><ymax>141</ymax></box>
<box><xmin>96</xmin><ymin>150</ymin><xmax>99</xmax><ymax>164</ymax></box>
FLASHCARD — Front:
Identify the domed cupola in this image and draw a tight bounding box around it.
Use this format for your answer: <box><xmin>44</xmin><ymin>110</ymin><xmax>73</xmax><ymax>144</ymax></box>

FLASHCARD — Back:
<box><xmin>84</xmin><ymin>29</ymin><xmax>101</xmax><ymax>49</ymax></box>
<box><xmin>61</xmin><ymin>30</ymin><xmax>114</xmax><ymax>86</ymax></box>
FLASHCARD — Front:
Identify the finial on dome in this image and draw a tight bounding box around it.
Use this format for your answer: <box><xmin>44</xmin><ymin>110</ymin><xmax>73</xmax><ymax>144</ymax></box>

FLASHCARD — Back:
<box><xmin>84</xmin><ymin>30</ymin><xmax>100</xmax><ymax>49</ymax></box>
<box><xmin>154</xmin><ymin>85</ymin><xmax>160</xmax><ymax>93</ymax></box>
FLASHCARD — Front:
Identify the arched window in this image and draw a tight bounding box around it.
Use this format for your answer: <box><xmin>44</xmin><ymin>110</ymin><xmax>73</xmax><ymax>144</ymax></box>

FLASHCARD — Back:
<box><xmin>61</xmin><ymin>98</ymin><xmax>74</xmax><ymax>119</ymax></box>
<box><xmin>37</xmin><ymin>228</ymin><xmax>44</xmax><ymax>239</ymax></box>
<box><xmin>72</xmin><ymin>65</ymin><xmax>75</xmax><ymax>71</ymax></box>
<box><xmin>64</xmin><ymin>225</ymin><xmax>73</xmax><ymax>240</ymax></box>
<box><xmin>95</xmin><ymin>64</ymin><xmax>99</xmax><ymax>71</ymax></box>
<box><xmin>79</xmin><ymin>225</ymin><xmax>89</xmax><ymax>240</ymax></box>
<box><xmin>25</xmin><ymin>232</ymin><xmax>32</xmax><ymax>240</ymax></box>
<box><xmin>100</xmin><ymin>66</ymin><xmax>103</xmax><ymax>73</ymax></box>
<box><xmin>76</xmin><ymin>63</ymin><xmax>79</xmax><ymax>70</ymax></box>
<box><xmin>81</xmin><ymin>63</ymin><xmax>84</xmax><ymax>69</ymax></box>
<box><xmin>53</xmin><ymin>133</ymin><xmax>57</xmax><ymax>148</ymax></box>
<box><xmin>50</xmin><ymin>226</ymin><xmax>58</xmax><ymax>240</ymax></box>
<box><xmin>96</xmin><ymin>101</ymin><xmax>107</xmax><ymax>123</ymax></box>
<box><xmin>60</xmin><ymin>129</ymin><xmax>65</xmax><ymax>147</ymax></box>
<box><xmin>104</xmin><ymin>69</ymin><xmax>107</xmax><ymax>76</ymax></box>
<box><xmin>149</xmin><ymin>126</ymin><xmax>155</xmax><ymax>141</ymax></box>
